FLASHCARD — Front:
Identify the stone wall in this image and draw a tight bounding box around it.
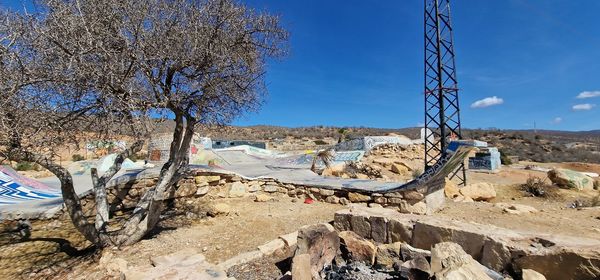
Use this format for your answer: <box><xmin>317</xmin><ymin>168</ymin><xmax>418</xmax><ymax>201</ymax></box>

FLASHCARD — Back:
<box><xmin>333</xmin><ymin>206</ymin><xmax>600</xmax><ymax>280</ymax></box>
<box><xmin>74</xmin><ymin>171</ymin><xmax>440</xmax><ymax>218</ymax></box>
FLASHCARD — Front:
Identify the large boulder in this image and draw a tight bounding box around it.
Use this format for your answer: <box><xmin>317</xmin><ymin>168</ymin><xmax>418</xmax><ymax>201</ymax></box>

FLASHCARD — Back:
<box><xmin>295</xmin><ymin>223</ymin><xmax>340</xmax><ymax>279</ymax></box>
<box><xmin>430</xmin><ymin>242</ymin><xmax>492</xmax><ymax>280</ymax></box>
<box><xmin>548</xmin><ymin>168</ymin><xmax>594</xmax><ymax>191</ymax></box>
<box><xmin>459</xmin><ymin>183</ymin><xmax>496</xmax><ymax>201</ymax></box>
<box><xmin>339</xmin><ymin>231</ymin><xmax>377</xmax><ymax>265</ymax></box>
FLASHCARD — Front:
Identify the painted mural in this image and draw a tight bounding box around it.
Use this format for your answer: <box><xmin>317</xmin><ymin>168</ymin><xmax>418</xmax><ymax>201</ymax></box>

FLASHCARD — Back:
<box><xmin>0</xmin><ymin>166</ymin><xmax>60</xmax><ymax>205</ymax></box>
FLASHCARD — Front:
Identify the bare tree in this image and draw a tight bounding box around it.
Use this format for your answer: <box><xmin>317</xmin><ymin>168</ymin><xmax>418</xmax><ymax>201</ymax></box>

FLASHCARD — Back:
<box><xmin>1</xmin><ymin>0</ymin><xmax>287</xmax><ymax>247</ymax></box>
<box><xmin>1</xmin><ymin>8</ymin><xmax>156</xmax><ymax>247</ymax></box>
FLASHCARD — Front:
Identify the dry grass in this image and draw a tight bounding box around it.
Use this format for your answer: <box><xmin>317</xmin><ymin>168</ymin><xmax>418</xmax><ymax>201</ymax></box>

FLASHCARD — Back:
<box><xmin>520</xmin><ymin>176</ymin><xmax>558</xmax><ymax>198</ymax></box>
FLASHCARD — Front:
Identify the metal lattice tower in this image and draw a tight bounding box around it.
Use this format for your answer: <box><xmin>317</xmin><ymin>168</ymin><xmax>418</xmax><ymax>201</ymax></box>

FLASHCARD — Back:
<box><xmin>423</xmin><ymin>0</ymin><xmax>466</xmax><ymax>185</ymax></box>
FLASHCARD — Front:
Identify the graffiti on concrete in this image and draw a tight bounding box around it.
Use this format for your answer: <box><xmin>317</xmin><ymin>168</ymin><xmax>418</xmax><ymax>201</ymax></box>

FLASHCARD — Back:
<box><xmin>333</xmin><ymin>151</ymin><xmax>365</xmax><ymax>162</ymax></box>
<box><xmin>468</xmin><ymin>158</ymin><xmax>492</xmax><ymax>170</ymax></box>
<box><xmin>0</xmin><ymin>166</ymin><xmax>60</xmax><ymax>205</ymax></box>
<box><xmin>335</xmin><ymin>136</ymin><xmax>413</xmax><ymax>152</ymax></box>
<box><xmin>85</xmin><ymin>140</ymin><xmax>127</xmax><ymax>157</ymax></box>
<box><xmin>388</xmin><ymin>146</ymin><xmax>473</xmax><ymax>193</ymax></box>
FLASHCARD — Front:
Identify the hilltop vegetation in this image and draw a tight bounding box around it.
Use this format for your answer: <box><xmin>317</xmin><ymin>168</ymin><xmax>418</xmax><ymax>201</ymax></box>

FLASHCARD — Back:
<box><xmin>171</xmin><ymin>123</ymin><xmax>600</xmax><ymax>164</ymax></box>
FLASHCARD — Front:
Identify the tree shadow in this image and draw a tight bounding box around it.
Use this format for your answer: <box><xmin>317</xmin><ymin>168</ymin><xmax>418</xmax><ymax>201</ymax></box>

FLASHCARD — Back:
<box><xmin>19</xmin><ymin>237</ymin><xmax>96</xmax><ymax>257</ymax></box>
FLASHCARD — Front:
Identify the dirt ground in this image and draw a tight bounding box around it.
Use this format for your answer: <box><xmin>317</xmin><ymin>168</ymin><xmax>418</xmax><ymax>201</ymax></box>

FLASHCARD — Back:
<box><xmin>447</xmin><ymin>166</ymin><xmax>600</xmax><ymax>239</ymax></box>
<box><xmin>17</xmin><ymin>196</ymin><xmax>344</xmax><ymax>280</ymax></box>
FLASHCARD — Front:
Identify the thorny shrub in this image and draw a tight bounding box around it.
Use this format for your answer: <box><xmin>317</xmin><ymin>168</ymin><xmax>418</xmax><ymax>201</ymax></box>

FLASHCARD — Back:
<box><xmin>521</xmin><ymin>176</ymin><xmax>557</xmax><ymax>198</ymax></box>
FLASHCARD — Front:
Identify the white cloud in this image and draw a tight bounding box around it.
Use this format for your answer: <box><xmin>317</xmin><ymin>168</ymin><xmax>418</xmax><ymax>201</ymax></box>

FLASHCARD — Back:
<box><xmin>576</xmin><ymin>91</ymin><xmax>600</xmax><ymax>99</ymax></box>
<box><xmin>572</xmin><ymin>103</ymin><xmax>596</xmax><ymax>111</ymax></box>
<box><xmin>551</xmin><ymin>117</ymin><xmax>562</xmax><ymax>124</ymax></box>
<box><xmin>470</xmin><ymin>96</ymin><xmax>504</xmax><ymax>108</ymax></box>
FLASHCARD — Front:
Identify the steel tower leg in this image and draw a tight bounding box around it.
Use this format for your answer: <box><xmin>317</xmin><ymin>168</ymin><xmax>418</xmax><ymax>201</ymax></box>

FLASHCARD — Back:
<box><xmin>423</xmin><ymin>0</ymin><xmax>466</xmax><ymax>185</ymax></box>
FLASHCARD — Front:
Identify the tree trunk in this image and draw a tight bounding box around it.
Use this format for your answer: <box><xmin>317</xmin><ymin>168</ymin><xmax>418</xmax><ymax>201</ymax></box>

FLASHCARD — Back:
<box><xmin>115</xmin><ymin>113</ymin><xmax>195</xmax><ymax>246</ymax></box>
<box><xmin>7</xmin><ymin>149</ymin><xmax>102</xmax><ymax>245</ymax></box>
<box><xmin>91</xmin><ymin>140</ymin><xmax>144</xmax><ymax>232</ymax></box>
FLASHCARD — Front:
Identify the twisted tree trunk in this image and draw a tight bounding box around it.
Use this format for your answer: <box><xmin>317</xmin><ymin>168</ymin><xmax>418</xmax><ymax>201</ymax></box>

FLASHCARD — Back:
<box><xmin>7</xmin><ymin>149</ymin><xmax>103</xmax><ymax>245</ymax></box>
<box><xmin>8</xmin><ymin>140</ymin><xmax>145</xmax><ymax>248</ymax></box>
<box><xmin>116</xmin><ymin>112</ymin><xmax>195</xmax><ymax>246</ymax></box>
<box><xmin>91</xmin><ymin>140</ymin><xmax>144</xmax><ymax>233</ymax></box>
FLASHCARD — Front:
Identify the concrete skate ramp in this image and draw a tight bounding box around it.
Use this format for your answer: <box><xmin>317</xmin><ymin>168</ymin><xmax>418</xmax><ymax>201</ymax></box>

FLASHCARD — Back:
<box><xmin>214</xmin><ymin>150</ymin><xmax>267</xmax><ymax>165</ymax></box>
<box><xmin>202</xmin><ymin>146</ymin><xmax>472</xmax><ymax>194</ymax></box>
<box><xmin>0</xmin><ymin>146</ymin><xmax>471</xmax><ymax>219</ymax></box>
<box><xmin>268</xmin><ymin>151</ymin><xmax>365</xmax><ymax>170</ymax></box>
<box><xmin>0</xmin><ymin>166</ymin><xmax>60</xmax><ymax>205</ymax></box>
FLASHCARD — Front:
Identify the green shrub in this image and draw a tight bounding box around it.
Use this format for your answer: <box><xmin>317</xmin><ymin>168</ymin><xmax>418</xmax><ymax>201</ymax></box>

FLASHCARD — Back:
<box><xmin>499</xmin><ymin>150</ymin><xmax>512</xmax><ymax>165</ymax></box>
<box><xmin>313</xmin><ymin>140</ymin><xmax>327</xmax><ymax>145</ymax></box>
<box><xmin>128</xmin><ymin>153</ymin><xmax>146</xmax><ymax>162</ymax></box>
<box><xmin>15</xmin><ymin>162</ymin><xmax>35</xmax><ymax>171</ymax></box>
<box><xmin>72</xmin><ymin>154</ymin><xmax>85</xmax><ymax>162</ymax></box>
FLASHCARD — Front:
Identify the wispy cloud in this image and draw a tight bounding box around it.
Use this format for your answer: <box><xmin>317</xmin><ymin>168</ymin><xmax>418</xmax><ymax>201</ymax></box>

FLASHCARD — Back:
<box><xmin>576</xmin><ymin>91</ymin><xmax>600</xmax><ymax>99</ymax></box>
<box><xmin>470</xmin><ymin>96</ymin><xmax>504</xmax><ymax>109</ymax></box>
<box><xmin>572</xmin><ymin>103</ymin><xmax>596</xmax><ymax>111</ymax></box>
<box><xmin>551</xmin><ymin>117</ymin><xmax>562</xmax><ymax>124</ymax></box>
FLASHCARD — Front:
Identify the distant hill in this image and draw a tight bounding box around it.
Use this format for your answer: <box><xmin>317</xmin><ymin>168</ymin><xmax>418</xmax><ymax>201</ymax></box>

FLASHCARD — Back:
<box><xmin>153</xmin><ymin>122</ymin><xmax>600</xmax><ymax>163</ymax></box>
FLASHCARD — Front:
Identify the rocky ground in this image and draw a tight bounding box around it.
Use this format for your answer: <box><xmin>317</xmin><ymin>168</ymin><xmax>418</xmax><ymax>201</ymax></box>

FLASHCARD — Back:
<box><xmin>0</xmin><ymin>196</ymin><xmax>343</xmax><ymax>279</ymax></box>
<box><xmin>1</xmin><ymin>143</ymin><xmax>599</xmax><ymax>279</ymax></box>
<box><xmin>321</xmin><ymin>143</ymin><xmax>425</xmax><ymax>183</ymax></box>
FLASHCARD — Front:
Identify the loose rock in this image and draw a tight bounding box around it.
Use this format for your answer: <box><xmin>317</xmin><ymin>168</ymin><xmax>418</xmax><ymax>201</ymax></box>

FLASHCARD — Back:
<box><xmin>376</xmin><ymin>242</ymin><xmax>402</xmax><ymax>270</ymax></box>
<box><xmin>295</xmin><ymin>223</ymin><xmax>340</xmax><ymax>278</ymax></box>
<box><xmin>348</xmin><ymin>192</ymin><xmax>371</xmax><ymax>203</ymax></box>
<box><xmin>339</xmin><ymin>231</ymin><xmax>377</xmax><ymax>265</ymax></box>
<box><xmin>228</xmin><ymin>182</ymin><xmax>247</xmax><ymax>198</ymax></box>
<box><xmin>522</xmin><ymin>269</ymin><xmax>547</xmax><ymax>280</ymax></box>
<box><xmin>459</xmin><ymin>182</ymin><xmax>497</xmax><ymax>201</ymax></box>
<box><xmin>208</xmin><ymin>203</ymin><xmax>231</xmax><ymax>217</ymax></box>
<box><xmin>254</xmin><ymin>194</ymin><xmax>273</xmax><ymax>202</ymax></box>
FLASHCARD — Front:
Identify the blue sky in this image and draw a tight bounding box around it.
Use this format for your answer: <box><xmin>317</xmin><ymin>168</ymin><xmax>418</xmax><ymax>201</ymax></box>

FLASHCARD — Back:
<box><xmin>241</xmin><ymin>0</ymin><xmax>600</xmax><ymax>131</ymax></box>
<box><xmin>3</xmin><ymin>0</ymin><xmax>600</xmax><ymax>131</ymax></box>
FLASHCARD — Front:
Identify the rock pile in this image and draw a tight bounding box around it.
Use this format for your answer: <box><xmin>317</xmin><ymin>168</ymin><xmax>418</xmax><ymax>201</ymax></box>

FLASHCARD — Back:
<box><xmin>322</xmin><ymin>143</ymin><xmax>425</xmax><ymax>182</ymax></box>
<box><xmin>285</xmin><ymin>221</ymin><xmax>519</xmax><ymax>280</ymax></box>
